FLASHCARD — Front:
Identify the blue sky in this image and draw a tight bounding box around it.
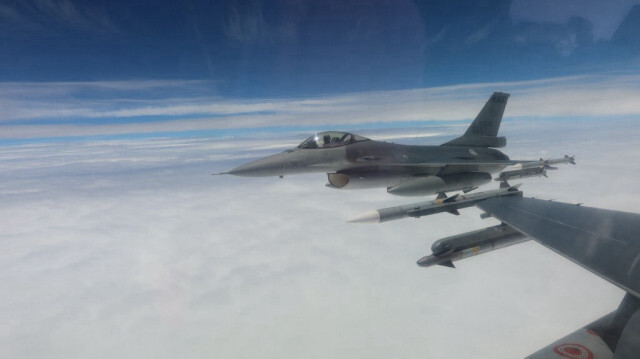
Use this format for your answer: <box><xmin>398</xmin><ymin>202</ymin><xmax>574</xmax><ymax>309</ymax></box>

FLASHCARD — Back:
<box><xmin>1</xmin><ymin>0</ymin><xmax>640</xmax><ymax>143</ymax></box>
<box><xmin>1</xmin><ymin>0</ymin><xmax>640</xmax><ymax>144</ymax></box>
<box><xmin>0</xmin><ymin>0</ymin><xmax>640</xmax><ymax>93</ymax></box>
<box><xmin>2</xmin><ymin>0</ymin><xmax>640</xmax><ymax>96</ymax></box>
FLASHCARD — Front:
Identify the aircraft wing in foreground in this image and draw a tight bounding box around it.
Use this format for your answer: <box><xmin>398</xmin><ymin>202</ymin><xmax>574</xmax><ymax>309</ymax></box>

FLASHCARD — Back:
<box><xmin>352</xmin><ymin>191</ymin><xmax>640</xmax><ymax>358</ymax></box>
<box><xmin>476</xmin><ymin>197</ymin><xmax>640</xmax><ymax>359</ymax></box>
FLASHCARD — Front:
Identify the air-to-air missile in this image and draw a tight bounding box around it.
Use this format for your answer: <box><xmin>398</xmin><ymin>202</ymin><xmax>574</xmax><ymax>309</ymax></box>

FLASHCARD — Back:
<box><xmin>348</xmin><ymin>184</ymin><xmax>523</xmax><ymax>224</ymax></box>
<box><xmin>416</xmin><ymin>224</ymin><xmax>528</xmax><ymax>268</ymax></box>
<box><xmin>495</xmin><ymin>155</ymin><xmax>575</xmax><ymax>182</ymax></box>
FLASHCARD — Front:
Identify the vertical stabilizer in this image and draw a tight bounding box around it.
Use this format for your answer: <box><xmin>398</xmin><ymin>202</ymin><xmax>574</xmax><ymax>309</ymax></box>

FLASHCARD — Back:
<box><xmin>442</xmin><ymin>92</ymin><xmax>509</xmax><ymax>148</ymax></box>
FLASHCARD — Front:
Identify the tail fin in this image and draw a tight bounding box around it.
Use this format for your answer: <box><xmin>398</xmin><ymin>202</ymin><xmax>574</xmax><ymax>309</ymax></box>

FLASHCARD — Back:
<box><xmin>442</xmin><ymin>92</ymin><xmax>509</xmax><ymax>148</ymax></box>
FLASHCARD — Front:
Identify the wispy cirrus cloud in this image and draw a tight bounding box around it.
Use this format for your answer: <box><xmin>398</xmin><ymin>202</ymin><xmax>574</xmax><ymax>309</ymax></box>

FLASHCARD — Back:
<box><xmin>0</xmin><ymin>0</ymin><xmax>118</xmax><ymax>37</ymax></box>
<box><xmin>510</xmin><ymin>0</ymin><xmax>640</xmax><ymax>40</ymax></box>
<box><xmin>3</xmin><ymin>73</ymin><xmax>640</xmax><ymax>141</ymax></box>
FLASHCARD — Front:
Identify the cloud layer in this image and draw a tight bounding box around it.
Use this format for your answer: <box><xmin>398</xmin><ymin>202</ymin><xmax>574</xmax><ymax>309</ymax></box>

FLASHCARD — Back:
<box><xmin>3</xmin><ymin>73</ymin><xmax>640</xmax><ymax>142</ymax></box>
<box><xmin>1</xmin><ymin>115</ymin><xmax>636</xmax><ymax>358</ymax></box>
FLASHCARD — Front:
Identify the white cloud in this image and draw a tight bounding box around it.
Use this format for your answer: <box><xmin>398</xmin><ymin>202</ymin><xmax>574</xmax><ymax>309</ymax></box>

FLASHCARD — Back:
<box><xmin>0</xmin><ymin>116</ymin><xmax>637</xmax><ymax>358</ymax></box>
<box><xmin>3</xmin><ymin>74</ymin><xmax>640</xmax><ymax>140</ymax></box>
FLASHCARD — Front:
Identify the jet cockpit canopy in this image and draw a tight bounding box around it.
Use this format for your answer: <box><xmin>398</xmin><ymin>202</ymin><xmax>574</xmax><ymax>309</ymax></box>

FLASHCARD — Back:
<box><xmin>297</xmin><ymin>131</ymin><xmax>369</xmax><ymax>149</ymax></box>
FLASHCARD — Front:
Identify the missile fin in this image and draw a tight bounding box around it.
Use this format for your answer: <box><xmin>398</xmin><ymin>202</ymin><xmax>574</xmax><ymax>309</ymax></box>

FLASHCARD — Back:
<box><xmin>480</xmin><ymin>212</ymin><xmax>493</xmax><ymax>219</ymax></box>
<box><xmin>443</xmin><ymin>194</ymin><xmax>459</xmax><ymax>203</ymax></box>
<box><xmin>438</xmin><ymin>260</ymin><xmax>456</xmax><ymax>268</ymax></box>
<box><xmin>566</xmin><ymin>155</ymin><xmax>576</xmax><ymax>164</ymax></box>
<box><xmin>436</xmin><ymin>192</ymin><xmax>447</xmax><ymax>200</ymax></box>
<box><xmin>500</xmin><ymin>180</ymin><xmax>510</xmax><ymax>188</ymax></box>
<box><xmin>447</xmin><ymin>209</ymin><xmax>461</xmax><ymax>216</ymax></box>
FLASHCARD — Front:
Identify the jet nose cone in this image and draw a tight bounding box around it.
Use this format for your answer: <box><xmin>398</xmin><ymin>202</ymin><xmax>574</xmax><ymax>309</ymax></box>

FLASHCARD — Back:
<box><xmin>227</xmin><ymin>155</ymin><xmax>285</xmax><ymax>177</ymax></box>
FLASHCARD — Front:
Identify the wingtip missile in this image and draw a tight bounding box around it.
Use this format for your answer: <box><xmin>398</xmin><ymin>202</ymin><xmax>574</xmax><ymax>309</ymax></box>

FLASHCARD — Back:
<box><xmin>495</xmin><ymin>155</ymin><xmax>575</xmax><ymax>181</ymax></box>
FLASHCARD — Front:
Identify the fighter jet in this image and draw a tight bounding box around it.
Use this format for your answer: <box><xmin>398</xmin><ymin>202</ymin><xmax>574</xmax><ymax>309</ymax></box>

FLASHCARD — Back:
<box><xmin>224</xmin><ymin>92</ymin><xmax>573</xmax><ymax>196</ymax></box>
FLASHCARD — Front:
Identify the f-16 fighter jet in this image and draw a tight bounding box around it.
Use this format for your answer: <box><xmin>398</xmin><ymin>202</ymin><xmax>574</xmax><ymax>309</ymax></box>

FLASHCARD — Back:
<box><xmin>223</xmin><ymin>92</ymin><xmax>574</xmax><ymax>196</ymax></box>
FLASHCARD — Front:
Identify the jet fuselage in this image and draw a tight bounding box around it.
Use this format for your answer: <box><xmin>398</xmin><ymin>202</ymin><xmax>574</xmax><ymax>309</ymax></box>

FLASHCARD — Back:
<box><xmin>228</xmin><ymin>133</ymin><xmax>512</xmax><ymax>195</ymax></box>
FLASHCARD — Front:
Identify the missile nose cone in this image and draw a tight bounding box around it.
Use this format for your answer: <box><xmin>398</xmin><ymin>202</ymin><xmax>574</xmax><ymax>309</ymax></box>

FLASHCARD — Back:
<box><xmin>416</xmin><ymin>255</ymin><xmax>437</xmax><ymax>267</ymax></box>
<box><xmin>348</xmin><ymin>210</ymin><xmax>381</xmax><ymax>224</ymax></box>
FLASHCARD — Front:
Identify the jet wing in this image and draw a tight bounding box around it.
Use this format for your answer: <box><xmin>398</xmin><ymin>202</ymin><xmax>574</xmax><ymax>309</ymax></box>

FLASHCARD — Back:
<box><xmin>476</xmin><ymin>197</ymin><xmax>640</xmax><ymax>358</ymax></box>
<box><xmin>476</xmin><ymin>196</ymin><xmax>640</xmax><ymax>298</ymax></box>
<box><xmin>350</xmin><ymin>160</ymin><xmax>525</xmax><ymax>176</ymax></box>
<box><xmin>355</xmin><ymin>159</ymin><xmax>557</xmax><ymax>173</ymax></box>
<box><xmin>365</xmin><ymin>159</ymin><xmax>524</xmax><ymax>167</ymax></box>
<box><xmin>373</xmin><ymin>158</ymin><xmax>571</xmax><ymax>170</ymax></box>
